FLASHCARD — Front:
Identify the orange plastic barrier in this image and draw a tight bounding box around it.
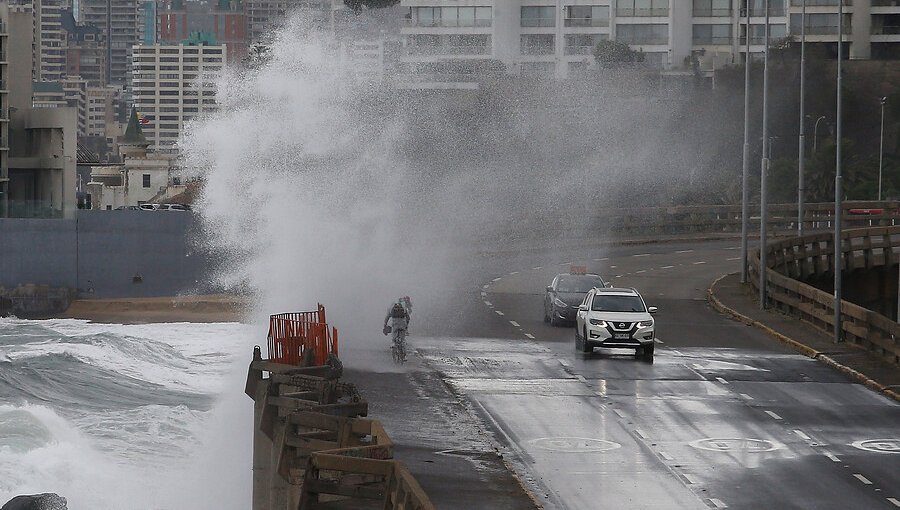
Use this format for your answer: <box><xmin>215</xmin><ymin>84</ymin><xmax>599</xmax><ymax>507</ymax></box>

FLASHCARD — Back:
<box><xmin>267</xmin><ymin>304</ymin><xmax>339</xmax><ymax>366</ymax></box>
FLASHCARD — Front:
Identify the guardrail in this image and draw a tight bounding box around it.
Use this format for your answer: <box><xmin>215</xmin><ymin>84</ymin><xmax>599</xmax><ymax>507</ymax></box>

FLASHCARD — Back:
<box><xmin>748</xmin><ymin>226</ymin><xmax>900</xmax><ymax>365</ymax></box>
<box><xmin>246</xmin><ymin>345</ymin><xmax>435</xmax><ymax>510</ymax></box>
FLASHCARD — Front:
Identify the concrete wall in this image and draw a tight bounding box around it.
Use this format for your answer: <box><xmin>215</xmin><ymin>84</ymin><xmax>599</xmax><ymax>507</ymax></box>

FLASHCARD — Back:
<box><xmin>0</xmin><ymin>210</ymin><xmax>217</xmax><ymax>298</ymax></box>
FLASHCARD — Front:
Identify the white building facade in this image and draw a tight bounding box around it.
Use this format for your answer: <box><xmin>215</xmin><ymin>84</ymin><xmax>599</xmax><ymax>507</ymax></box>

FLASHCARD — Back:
<box><xmin>400</xmin><ymin>0</ymin><xmax>900</xmax><ymax>80</ymax></box>
<box><xmin>130</xmin><ymin>43</ymin><xmax>225</xmax><ymax>152</ymax></box>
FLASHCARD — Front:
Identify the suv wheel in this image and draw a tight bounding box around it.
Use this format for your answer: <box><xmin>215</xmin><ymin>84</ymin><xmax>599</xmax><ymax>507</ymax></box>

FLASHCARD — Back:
<box><xmin>578</xmin><ymin>328</ymin><xmax>591</xmax><ymax>353</ymax></box>
<box><xmin>641</xmin><ymin>344</ymin><xmax>654</xmax><ymax>363</ymax></box>
<box><xmin>543</xmin><ymin>305</ymin><xmax>550</xmax><ymax>323</ymax></box>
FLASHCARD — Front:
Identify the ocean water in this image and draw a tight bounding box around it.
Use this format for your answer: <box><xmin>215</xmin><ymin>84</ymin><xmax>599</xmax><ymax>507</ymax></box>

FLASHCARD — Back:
<box><xmin>0</xmin><ymin>317</ymin><xmax>256</xmax><ymax>509</ymax></box>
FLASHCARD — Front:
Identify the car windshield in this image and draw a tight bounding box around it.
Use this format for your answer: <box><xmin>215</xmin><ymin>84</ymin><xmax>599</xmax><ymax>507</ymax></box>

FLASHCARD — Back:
<box><xmin>591</xmin><ymin>294</ymin><xmax>646</xmax><ymax>312</ymax></box>
<box><xmin>556</xmin><ymin>275</ymin><xmax>604</xmax><ymax>293</ymax></box>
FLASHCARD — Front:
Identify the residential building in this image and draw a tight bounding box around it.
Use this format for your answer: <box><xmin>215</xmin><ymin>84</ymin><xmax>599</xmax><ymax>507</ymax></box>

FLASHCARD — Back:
<box><xmin>33</xmin><ymin>78</ymin><xmax>88</xmax><ymax>136</ymax></box>
<box><xmin>80</xmin><ymin>0</ymin><xmax>147</xmax><ymax>86</ymax></box>
<box><xmin>158</xmin><ymin>0</ymin><xmax>248</xmax><ymax>64</ymax></box>
<box><xmin>398</xmin><ymin>0</ymin><xmax>900</xmax><ymax>82</ymax></box>
<box><xmin>245</xmin><ymin>0</ymin><xmax>343</xmax><ymax>44</ymax></box>
<box><xmin>38</xmin><ymin>0</ymin><xmax>69</xmax><ymax>82</ymax></box>
<box><xmin>130</xmin><ymin>38</ymin><xmax>225</xmax><ymax>151</ymax></box>
<box><xmin>62</xmin><ymin>9</ymin><xmax>107</xmax><ymax>84</ymax></box>
<box><xmin>1</xmin><ymin>4</ymin><xmax>9</xmax><ymax>217</ymax></box>
<box><xmin>86</xmin><ymin>84</ymin><xmax>122</xmax><ymax>141</ymax></box>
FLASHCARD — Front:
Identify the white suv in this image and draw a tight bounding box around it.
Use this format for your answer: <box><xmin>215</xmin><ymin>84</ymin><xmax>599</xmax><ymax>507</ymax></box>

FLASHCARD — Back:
<box><xmin>575</xmin><ymin>287</ymin><xmax>657</xmax><ymax>361</ymax></box>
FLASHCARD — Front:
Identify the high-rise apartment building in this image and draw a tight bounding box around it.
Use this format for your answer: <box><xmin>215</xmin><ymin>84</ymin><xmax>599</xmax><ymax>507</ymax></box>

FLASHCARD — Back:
<box><xmin>80</xmin><ymin>0</ymin><xmax>146</xmax><ymax>86</ymax></box>
<box><xmin>62</xmin><ymin>9</ymin><xmax>107</xmax><ymax>84</ymax></box>
<box><xmin>245</xmin><ymin>0</ymin><xmax>343</xmax><ymax>43</ymax></box>
<box><xmin>130</xmin><ymin>41</ymin><xmax>225</xmax><ymax>151</ymax></box>
<box><xmin>399</xmin><ymin>0</ymin><xmax>900</xmax><ymax>80</ymax></box>
<box><xmin>1</xmin><ymin>5</ymin><xmax>9</xmax><ymax>217</ymax></box>
<box><xmin>157</xmin><ymin>0</ymin><xmax>248</xmax><ymax>63</ymax></box>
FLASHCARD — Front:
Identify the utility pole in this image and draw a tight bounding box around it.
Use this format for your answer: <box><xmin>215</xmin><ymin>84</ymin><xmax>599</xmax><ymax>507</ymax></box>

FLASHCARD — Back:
<box><xmin>879</xmin><ymin>96</ymin><xmax>887</xmax><ymax>202</ymax></box>
<box><xmin>798</xmin><ymin>0</ymin><xmax>806</xmax><ymax>236</ymax></box>
<box><xmin>760</xmin><ymin>0</ymin><xmax>771</xmax><ymax>310</ymax></box>
<box><xmin>741</xmin><ymin>2</ymin><xmax>751</xmax><ymax>284</ymax></box>
<box><xmin>834</xmin><ymin>2</ymin><xmax>844</xmax><ymax>343</ymax></box>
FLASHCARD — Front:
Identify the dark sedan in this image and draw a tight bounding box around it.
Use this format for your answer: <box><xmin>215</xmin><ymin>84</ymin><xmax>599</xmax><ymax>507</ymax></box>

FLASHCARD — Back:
<box><xmin>544</xmin><ymin>273</ymin><xmax>608</xmax><ymax>326</ymax></box>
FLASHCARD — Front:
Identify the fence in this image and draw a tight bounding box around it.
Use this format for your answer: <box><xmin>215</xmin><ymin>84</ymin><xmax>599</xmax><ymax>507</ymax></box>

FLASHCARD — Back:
<box><xmin>748</xmin><ymin>226</ymin><xmax>900</xmax><ymax>365</ymax></box>
<box><xmin>268</xmin><ymin>305</ymin><xmax>339</xmax><ymax>367</ymax></box>
<box><xmin>246</xmin><ymin>344</ymin><xmax>434</xmax><ymax>510</ymax></box>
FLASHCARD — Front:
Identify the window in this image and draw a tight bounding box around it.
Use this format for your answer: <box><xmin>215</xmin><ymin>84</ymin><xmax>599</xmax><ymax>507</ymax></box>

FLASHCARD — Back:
<box><xmin>693</xmin><ymin>24</ymin><xmax>731</xmax><ymax>44</ymax></box>
<box><xmin>591</xmin><ymin>294</ymin><xmax>646</xmax><ymax>312</ymax></box>
<box><xmin>565</xmin><ymin>33</ymin><xmax>607</xmax><ymax>55</ymax></box>
<box><xmin>616</xmin><ymin>24</ymin><xmax>668</xmax><ymax>45</ymax></box>
<box><xmin>789</xmin><ymin>13</ymin><xmax>849</xmax><ymax>35</ymax></box>
<box><xmin>741</xmin><ymin>23</ymin><xmax>787</xmax><ymax>44</ymax></box>
<box><xmin>521</xmin><ymin>34</ymin><xmax>555</xmax><ymax>55</ymax></box>
<box><xmin>435</xmin><ymin>6</ymin><xmax>492</xmax><ymax>27</ymax></box>
<box><xmin>142</xmin><ymin>174</ymin><xmax>151</xmax><ymax>188</ymax></box>
<box><xmin>564</xmin><ymin>6</ymin><xmax>609</xmax><ymax>27</ymax></box>
<box><xmin>521</xmin><ymin>6</ymin><xmax>556</xmax><ymax>27</ymax></box>
<box><xmin>693</xmin><ymin>0</ymin><xmax>731</xmax><ymax>16</ymax></box>
<box><xmin>414</xmin><ymin>7</ymin><xmax>440</xmax><ymax>26</ymax></box>
<box><xmin>744</xmin><ymin>0</ymin><xmax>785</xmax><ymax>17</ymax></box>
<box><xmin>616</xmin><ymin>0</ymin><xmax>669</xmax><ymax>17</ymax></box>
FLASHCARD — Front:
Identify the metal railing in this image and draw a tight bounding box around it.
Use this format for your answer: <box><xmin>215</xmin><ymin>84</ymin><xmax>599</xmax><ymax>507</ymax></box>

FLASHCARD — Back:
<box><xmin>268</xmin><ymin>305</ymin><xmax>339</xmax><ymax>367</ymax></box>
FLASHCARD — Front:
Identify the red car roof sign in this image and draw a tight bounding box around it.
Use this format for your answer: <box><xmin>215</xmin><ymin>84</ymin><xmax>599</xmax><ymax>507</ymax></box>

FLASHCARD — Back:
<box><xmin>570</xmin><ymin>265</ymin><xmax>587</xmax><ymax>275</ymax></box>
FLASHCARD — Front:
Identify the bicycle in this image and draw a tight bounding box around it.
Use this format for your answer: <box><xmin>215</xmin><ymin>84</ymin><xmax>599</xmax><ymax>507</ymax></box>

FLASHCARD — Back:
<box><xmin>391</xmin><ymin>327</ymin><xmax>407</xmax><ymax>364</ymax></box>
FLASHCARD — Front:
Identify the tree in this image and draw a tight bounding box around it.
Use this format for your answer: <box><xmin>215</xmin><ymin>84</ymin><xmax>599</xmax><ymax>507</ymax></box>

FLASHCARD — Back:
<box><xmin>592</xmin><ymin>40</ymin><xmax>645</xmax><ymax>67</ymax></box>
<box><xmin>344</xmin><ymin>0</ymin><xmax>399</xmax><ymax>11</ymax></box>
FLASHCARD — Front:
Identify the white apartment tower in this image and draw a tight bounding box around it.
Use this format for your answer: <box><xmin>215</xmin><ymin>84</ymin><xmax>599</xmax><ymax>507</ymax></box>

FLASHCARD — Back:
<box><xmin>1</xmin><ymin>5</ymin><xmax>9</xmax><ymax>217</ymax></box>
<box><xmin>400</xmin><ymin>1</ymin><xmax>900</xmax><ymax>79</ymax></box>
<box><xmin>80</xmin><ymin>0</ymin><xmax>146</xmax><ymax>86</ymax></box>
<box><xmin>130</xmin><ymin>43</ymin><xmax>225</xmax><ymax>151</ymax></box>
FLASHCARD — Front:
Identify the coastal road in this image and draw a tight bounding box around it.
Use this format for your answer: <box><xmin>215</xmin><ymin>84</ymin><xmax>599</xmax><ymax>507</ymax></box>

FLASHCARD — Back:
<box><xmin>412</xmin><ymin>240</ymin><xmax>900</xmax><ymax>509</ymax></box>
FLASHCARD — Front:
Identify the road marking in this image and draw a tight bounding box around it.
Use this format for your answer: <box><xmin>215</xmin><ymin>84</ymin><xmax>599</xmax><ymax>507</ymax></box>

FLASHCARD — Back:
<box><xmin>765</xmin><ymin>411</ymin><xmax>783</xmax><ymax>420</ymax></box>
<box><xmin>887</xmin><ymin>498</ymin><xmax>900</xmax><ymax>507</ymax></box>
<box><xmin>740</xmin><ymin>393</ymin><xmax>754</xmax><ymax>400</ymax></box>
<box><xmin>716</xmin><ymin>377</ymin><xmax>729</xmax><ymax>385</ymax></box>
<box><xmin>854</xmin><ymin>474</ymin><xmax>873</xmax><ymax>485</ymax></box>
<box><xmin>615</xmin><ymin>275</ymin><xmax>623</xmax><ymax>278</ymax></box>
<box><xmin>636</xmin><ymin>270</ymin><xmax>647</xmax><ymax>274</ymax></box>
<box><xmin>524</xmin><ymin>333</ymin><xmax>535</xmax><ymax>339</ymax></box>
<box><xmin>676</xmin><ymin>249</ymin><xmax>694</xmax><ymax>253</ymax></box>
<box><xmin>635</xmin><ymin>429</ymin><xmax>647</xmax><ymax>439</ymax></box>
<box><xmin>823</xmin><ymin>452</ymin><xmax>840</xmax><ymax>462</ymax></box>
<box><xmin>575</xmin><ymin>374</ymin><xmax>586</xmax><ymax>383</ymax></box>
<box><xmin>613</xmin><ymin>409</ymin><xmax>627</xmax><ymax>419</ymax></box>
<box><xmin>484</xmin><ymin>301</ymin><xmax>492</xmax><ymax>306</ymax></box>
<box><xmin>561</xmin><ymin>262</ymin><xmax>572</xmax><ymax>266</ymax></box>
<box><xmin>492</xmin><ymin>277</ymin><xmax>502</xmax><ymax>282</ymax></box>
<box><xmin>609</xmin><ymin>265</ymin><xmax>617</xmax><ymax>268</ymax></box>
<box><xmin>725</xmin><ymin>246</ymin><xmax>739</xmax><ymax>250</ymax></box>
<box><xmin>532</xmin><ymin>266</ymin><xmax>542</xmax><ymax>270</ymax></box>
<box><xmin>794</xmin><ymin>430</ymin><xmax>811</xmax><ymax>441</ymax></box>
<box><xmin>509</xmin><ymin>320</ymin><xmax>520</xmax><ymax>327</ymax></box>
<box><xmin>659</xmin><ymin>451</ymin><xmax>674</xmax><ymax>461</ymax></box>
<box><xmin>683</xmin><ymin>473</ymin><xmax>699</xmax><ymax>485</ymax></box>
<box><xmin>482</xmin><ymin>284</ymin><xmax>489</xmax><ymax>289</ymax></box>
<box><xmin>558</xmin><ymin>359</ymin><xmax>570</xmax><ymax>368</ymax></box>
<box><xmin>710</xmin><ymin>498</ymin><xmax>728</xmax><ymax>508</ymax></box>
<box><xmin>509</xmin><ymin>271</ymin><xmax>519</xmax><ymax>275</ymax></box>
<box><xmin>495</xmin><ymin>310</ymin><xmax>505</xmax><ymax>316</ymax></box>
<box><xmin>594</xmin><ymin>257</ymin><xmax>609</xmax><ymax>261</ymax></box>
<box><xmin>727</xmin><ymin>257</ymin><xmax>741</xmax><ymax>261</ymax></box>
<box><xmin>481</xmin><ymin>291</ymin><xmax>487</xmax><ymax>297</ymax></box>
<box><xmin>661</xmin><ymin>265</ymin><xmax>675</xmax><ymax>269</ymax></box>
<box><xmin>693</xmin><ymin>261</ymin><xmax>707</xmax><ymax>265</ymax></box>
<box><xmin>654</xmin><ymin>338</ymin><xmax>664</xmax><ymax>344</ymax></box>
<box><xmin>633</xmin><ymin>253</ymin><xmax>651</xmax><ymax>257</ymax></box>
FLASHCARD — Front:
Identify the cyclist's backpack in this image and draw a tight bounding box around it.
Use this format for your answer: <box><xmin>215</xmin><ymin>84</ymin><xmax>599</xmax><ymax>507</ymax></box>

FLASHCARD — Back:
<box><xmin>390</xmin><ymin>304</ymin><xmax>406</xmax><ymax>318</ymax></box>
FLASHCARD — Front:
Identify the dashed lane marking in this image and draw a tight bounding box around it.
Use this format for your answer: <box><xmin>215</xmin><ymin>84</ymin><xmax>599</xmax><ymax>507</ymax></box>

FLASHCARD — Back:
<box><xmin>824</xmin><ymin>452</ymin><xmax>841</xmax><ymax>462</ymax></box>
<box><xmin>532</xmin><ymin>266</ymin><xmax>542</xmax><ymax>270</ymax></box>
<box><xmin>654</xmin><ymin>338</ymin><xmax>664</xmax><ymax>344</ymax></box>
<box><xmin>482</xmin><ymin>284</ymin><xmax>489</xmax><ymax>289</ymax></box>
<box><xmin>740</xmin><ymin>393</ymin><xmax>754</xmax><ymax>400</ymax></box>
<box><xmin>633</xmin><ymin>253</ymin><xmax>651</xmax><ymax>257</ymax></box>
<box><xmin>480</xmin><ymin>291</ymin><xmax>486</xmax><ymax>297</ymax></box>
<box><xmin>661</xmin><ymin>265</ymin><xmax>675</xmax><ymax>269</ymax></box>
<box><xmin>509</xmin><ymin>271</ymin><xmax>519</xmax><ymax>275</ymax></box>
<box><xmin>676</xmin><ymin>249</ymin><xmax>694</xmax><ymax>253</ymax></box>
<box><xmin>660</xmin><ymin>451</ymin><xmax>674</xmax><ymax>461</ymax></box>
<box><xmin>524</xmin><ymin>333</ymin><xmax>535</xmax><ymax>339</ymax></box>
<box><xmin>495</xmin><ymin>310</ymin><xmax>505</xmax><ymax>316</ymax></box>
<box><xmin>765</xmin><ymin>411</ymin><xmax>783</xmax><ymax>420</ymax></box>
<box><xmin>609</xmin><ymin>265</ymin><xmax>617</xmax><ymax>269</ymax></box>
<box><xmin>710</xmin><ymin>498</ymin><xmax>728</xmax><ymax>508</ymax></box>
<box><xmin>683</xmin><ymin>473</ymin><xmax>699</xmax><ymax>485</ymax></box>
<box><xmin>509</xmin><ymin>320</ymin><xmax>520</xmax><ymax>327</ymax></box>
<box><xmin>794</xmin><ymin>430</ymin><xmax>811</xmax><ymax>441</ymax></box>
<box><xmin>727</xmin><ymin>257</ymin><xmax>741</xmax><ymax>261</ymax></box>
<box><xmin>716</xmin><ymin>377</ymin><xmax>729</xmax><ymax>385</ymax></box>
<box><xmin>492</xmin><ymin>277</ymin><xmax>502</xmax><ymax>282</ymax></box>
<box><xmin>635</xmin><ymin>429</ymin><xmax>647</xmax><ymax>439</ymax></box>
<box><xmin>484</xmin><ymin>301</ymin><xmax>492</xmax><ymax>306</ymax></box>
<box><xmin>560</xmin><ymin>262</ymin><xmax>572</xmax><ymax>266</ymax></box>
<box><xmin>558</xmin><ymin>359</ymin><xmax>571</xmax><ymax>368</ymax></box>
<box><xmin>725</xmin><ymin>246</ymin><xmax>740</xmax><ymax>250</ymax></box>
<box><xmin>693</xmin><ymin>261</ymin><xmax>707</xmax><ymax>265</ymax></box>
<box><xmin>615</xmin><ymin>275</ymin><xmax>623</xmax><ymax>278</ymax></box>
<box><xmin>575</xmin><ymin>375</ymin><xmax>586</xmax><ymax>383</ymax></box>
<box><xmin>854</xmin><ymin>474</ymin><xmax>873</xmax><ymax>485</ymax></box>
<box><xmin>613</xmin><ymin>409</ymin><xmax>627</xmax><ymax>419</ymax></box>
<box><xmin>888</xmin><ymin>498</ymin><xmax>900</xmax><ymax>507</ymax></box>
<box><xmin>636</xmin><ymin>270</ymin><xmax>647</xmax><ymax>274</ymax></box>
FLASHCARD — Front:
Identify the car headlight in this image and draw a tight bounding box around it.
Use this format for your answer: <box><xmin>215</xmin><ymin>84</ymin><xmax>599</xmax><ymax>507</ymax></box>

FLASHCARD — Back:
<box><xmin>638</xmin><ymin>319</ymin><xmax>653</xmax><ymax>327</ymax></box>
<box><xmin>589</xmin><ymin>319</ymin><xmax>607</xmax><ymax>326</ymax></box>
<box><xmin>553</xmin><ymin>298</ymin><xmax>567</xmax><ymax>308</ymax></box>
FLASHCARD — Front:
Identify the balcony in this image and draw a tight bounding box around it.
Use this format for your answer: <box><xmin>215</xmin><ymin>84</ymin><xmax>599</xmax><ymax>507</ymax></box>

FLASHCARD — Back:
<box><xmin>564</xmin><ymin>17</ymin><xmax>610</xmax><ymax>27</ymax></box>
<box><xmin>0</xmin><ymin>22</ymin><xmax>7</xmax><ymax>34</ymax></box>
<box><xmin>565</xmin><ymin>45</ymin><xmax>595</xmax><ymax>55</ymax></box>
<box><xmin>694</xmin><ymin>8</ymin><xmax>732</xmax><ymax>17</ymax></box>
<box><xmin>403</xmin><ymin>18</ymin><xmax>492</xmax><ymax>28</ymax></box>
<box><xmin>872</xmin><ymin>25</ymin><xmax>900</xmax><ymax>34</ymax></box>
<box><xmin>616</xmin><ymin>8</ymin><xmax>670</xmax><ymax>17</ymax></box>
<box><xmin>694</xmin><ymin>36</ymin><xmax>733</xmax><ymax>45</ymax></box>
<box><xmin>740</xmin><ymin>8</ymin><xmax>787</xmax><ymax>16</ymax></box>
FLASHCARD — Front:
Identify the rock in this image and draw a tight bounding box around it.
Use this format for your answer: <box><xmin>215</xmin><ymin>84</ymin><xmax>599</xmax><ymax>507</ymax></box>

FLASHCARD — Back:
<box><xmin>1</xmin><ymin>494</ymin><xmax>67</xmax><ymax>510</ymax></box>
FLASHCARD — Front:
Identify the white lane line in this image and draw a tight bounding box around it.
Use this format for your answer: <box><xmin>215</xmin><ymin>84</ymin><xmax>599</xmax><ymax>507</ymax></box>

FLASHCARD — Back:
<box><xmin>613</xmin><ymin>409</ymin><xmax>627</xmax><ymax>419</ymax></box>
<box><xmin>854</xmin><ymin>474</ymin><xmax>873</xmax><ymax>485</ymax></box>
<box><xmin>692</xmin><ymin>363</ymin><xmax>703</xmax><ymax>370</ymax></box>
<box><xmin>660</xmin><ymin>265</ymin><xmax>675</xmax><ymax>269</ymax></box>
<box><xmin>532</xmin><ymin>266</ymin><xmax>542</xmax><ymax>270</ymax></box>
<box><xmin>740</xmin><ymin>393</ymin><xmax>754</xmax><ymax>400</ymax></box>
<box><xmin>716</xmin><ymin>377</ymin><xmax>729</xmax><ymax>385</ymax></box>
<box><xmin>693</xmin><ymin>261</ymin><xmax>707</xmax><ymax>265</ymax></box>
<box><xmin>615</xmin><ymin>275</ymin><xmax>623</xmax><ymax>278</ymax></box>
<box><xmin>609</xmin><ymin>265</ymin><xmax>617</xmax><ymax>269</ymax></box>
<box><xmin>710</xmin><ymin>498</ymin><xmax>728</xmax><ymax>508</ymax></box>
<box><xmin>683</xmin><ymin>473</ymin><xmax>699</xmax><ymax>485</ymax></box>
<box><xmin>676</xmin><ymin>249</ymin><xmax>694</xmax><ymax>253</ymax></box>
<box><xmin>509</xmin><ymin>271</ymin><xmax>519</xmax><ymax>275</ymax></box>
<box><xmin>524</xmin><ymin>333</ymin><xmax>535</xmax><ymax>339</ymax></box>
<box><xmin>509</xmin><ymin>320</ymin><xmax>520</xmax><ymax>327</ymax></box>
<box><xmin>575</xmin><ymin>375</ymin><xmax>587</xmax><ymax>383</ymax></box>
<box><xmin>794</xmin><ymin>430</ymin><xmax>811</xmax><ymax>441</ymax></box>
<box><xmin>495</xmin><ymin>310</ymin><xmax>505</xmax><ymax>316</ymax></box>
<box><xmin>635</xmin><ymin>429</ymin><xmax>647</xmax><ymax>439</ymax></box>
<box><xmin>481</xmin><ymin>291</ymin><xmax>487</xmax><ymax>297</ymax></box>
<box><xmin>727</xmin><ymin>257</ymin><xmax>741</xmax><ymax>261</ymax></box>
<box><xmin>659</xmin><ymin>451</ymin><xmax>674</xmax><ymax>461</ymax></box>
<box><xmin>823</xmin><ymin>452</ymin><xmax>840</xmax><ymax>462</ymax></box>
<box><xmin>654</xmin><ymin>338</ymin><xmax>664</xmax><ymax>344</ymax></box>
<box><xmin>633</xmin><ymin>253</ymin><xmax>651</xmax><ymax>257</ymax></box>
<box><xmin>725</xmin><ymin>246</ymin><xmax>740</xmax><ymax>250</ymax></box>
<box><xmin>594</xmin><ymin>257</ymin><xmax>609</xmax><ymax>261</ymax></box>
<box><xmin>636</xmin><ymin>270</ymin><xmax>647</xmax><ymax>274</ymax></box>
<box><xmin>887</xmin><ymin>497</ymin><xmax>900</xmax><ymax>507</ymax></box>
<box><xmin>492</xmin><ymin>277</ymin><xmax>502</xmax><ymax>282</ymax></box>
<box><xmin>482</xmin><ymin>284</ymin><xmax>489</xmax><ymax>289</ymax></box>
<box><xmin>560</xmin><ymin>262</ymin><xmax>572</xmax><ymax>266</ymax></box>
<box><xmin>484</xmin><ymin>300</ymin><xmax>492</xmax><ymax>306</ymax></box>
<box><xmin>558</xmin><ymin>359</ymin><xmax>570</xmax><ymax>368</ymax></box>
<box><xmin>765</xmin><ymin>410</ymin><xmax>783</xmax><ymax>420</ymax></box>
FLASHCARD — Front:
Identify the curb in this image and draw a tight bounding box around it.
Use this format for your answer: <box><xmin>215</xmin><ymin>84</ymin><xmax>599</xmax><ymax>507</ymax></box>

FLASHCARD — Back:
<box><xmin>707</xmin><ymin>273</ymin><xmax>900</xmax><ymax>404</ymax></box>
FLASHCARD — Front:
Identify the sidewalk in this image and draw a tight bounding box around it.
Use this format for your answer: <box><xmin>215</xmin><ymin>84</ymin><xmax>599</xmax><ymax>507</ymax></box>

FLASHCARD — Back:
<box><xmin>709</xmin><ymin>273</ymin><xmax>900</xmax><ymax>402</ymax></box>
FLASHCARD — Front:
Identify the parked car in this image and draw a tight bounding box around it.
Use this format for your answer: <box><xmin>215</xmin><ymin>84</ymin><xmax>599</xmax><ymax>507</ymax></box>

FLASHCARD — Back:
<box><xmin>544</xmin><ymin>269</ymin><xmax>608</xmax><ymax>326</ymax></box>
<box><xmin>157</xmin><ymin>203</ymin><xmax>191</xmax><ymax>211</ymax></box>
<box><xmin>114</xmin><ymin>205</ymin><xmax>140</xmax><ymax>210</ymax></box>
<box><xmin>574</xmin><ymin>287</ymin><xmax>657</xmax><ymax>362</ymax></box>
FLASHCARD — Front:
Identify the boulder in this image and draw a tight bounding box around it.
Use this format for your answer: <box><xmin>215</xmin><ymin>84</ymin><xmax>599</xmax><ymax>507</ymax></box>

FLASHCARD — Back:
<box><xmin>1</xmin><ymin>494</ymin><xmax>67</xmax><ymax>510</ymax></box>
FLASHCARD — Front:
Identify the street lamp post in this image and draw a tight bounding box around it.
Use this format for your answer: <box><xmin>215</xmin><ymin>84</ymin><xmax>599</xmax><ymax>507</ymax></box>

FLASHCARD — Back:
<box><xmin>798</xmin><ymin>0</ymin><xmax>807</xmax><ymax>236</ymax></box>
<box><xmin>834</xmin><ymin>1</ymin><xmax>844</xmax><ymax>343</ymax></box>
<box><xmin>740</xmin><ymin>1</ymin><xmax>752</xmax><ymax>284</ymax></box>
<box><xmin>760</xmin><ymin>0</ymin><xmax>771</xmax><ymax>310</ymax></box>
<box><xmin>879</xmin><ymin>96</ymin><xmax>887</xmax><ymax>202</ymax></box>
<box><xmin>813</xmin><ymin>115</ymin><xmax>826</xmax><ymax>152</ymax></box>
